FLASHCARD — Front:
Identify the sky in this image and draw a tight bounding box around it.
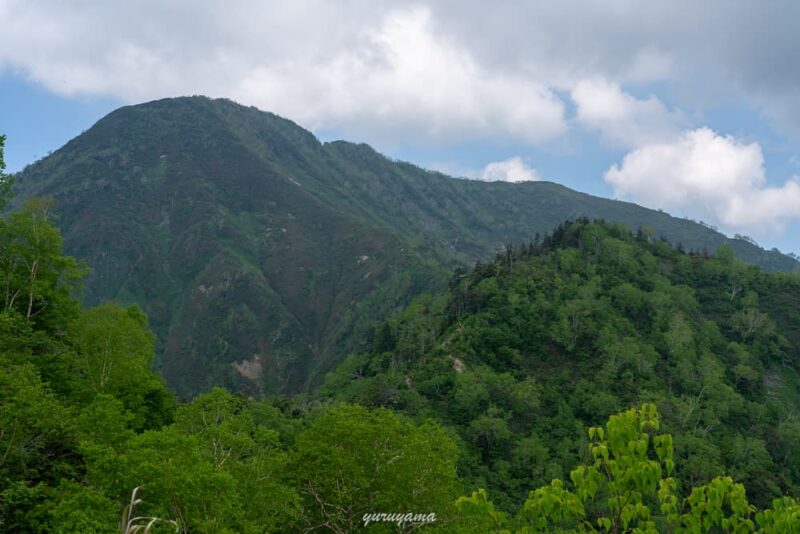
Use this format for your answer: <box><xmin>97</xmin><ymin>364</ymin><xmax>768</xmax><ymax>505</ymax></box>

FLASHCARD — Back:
<box><xmin>1</xmin><ymin>1</ymin><xmax>799</xmax><ymax>255</ymax></box>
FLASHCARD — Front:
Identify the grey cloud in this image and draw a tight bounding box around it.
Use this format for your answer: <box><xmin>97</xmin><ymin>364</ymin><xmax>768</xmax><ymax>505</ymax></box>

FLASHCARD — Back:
<box><xmin>429</xmin><ymin>1</ymin><xmax>800</xmax><ymax>132</ymax></box>
<box><xmin>3</xmin><ymin>1</ymin><xmax>800</xmax><ymax>140</ymax></box>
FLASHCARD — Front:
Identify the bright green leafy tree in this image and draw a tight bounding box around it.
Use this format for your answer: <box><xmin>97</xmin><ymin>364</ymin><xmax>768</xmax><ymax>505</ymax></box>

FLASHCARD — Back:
<box><xmin>174</xmin><ymin>388</ymin><xmax>302</xmax><ymax>532</ymax></box>
<box><xmin>0</xmin><ymin>197</ymin><xmax>87</xmax><ymax>334</ymax></box>
<box><xmin>292</xmin><ymin>404</ymin><xmax>461</xmax><ymax>532</ymax></box>
<box><xmin>456</xmin><ymin>404</ymin><xmax>800</xmax><ymax>533</ymax></box>
<box><xmin>0</xmin><ymin>134</ymin><xmax>12</xmax><ymax>211</ymax></box>
<box><xmin>67</xmin><ymin>303</ymin><xmax>173</xmax><ymax>429</ymax></box>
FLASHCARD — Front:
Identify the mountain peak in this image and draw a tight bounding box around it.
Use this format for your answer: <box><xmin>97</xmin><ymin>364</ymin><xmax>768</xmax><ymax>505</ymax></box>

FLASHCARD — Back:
<box><xmin>11</xmin><ymin>98</ymin><xmax>799</xmax><ymax>397</ymax></box>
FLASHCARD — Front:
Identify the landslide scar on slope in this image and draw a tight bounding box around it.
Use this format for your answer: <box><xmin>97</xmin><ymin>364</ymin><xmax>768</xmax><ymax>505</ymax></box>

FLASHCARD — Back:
<box><xmin>233</xmin><ymin>354</ymin><xmax>263</xmax><ymax>380</ymax></box>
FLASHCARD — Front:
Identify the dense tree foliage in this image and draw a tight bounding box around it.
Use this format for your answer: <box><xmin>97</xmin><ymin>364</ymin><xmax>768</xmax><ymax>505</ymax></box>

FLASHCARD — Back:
<box><xmin>457</xmin><ymin>404</ymin><xmax>800</xmax><ymax>532</ymax></box>
<box><xmin>0</xmin><ymin>196</ymin><xmax>465</xmax><ymax>532</ymax></box>
<box><xmin>0</xmin><ymin>135</ymin><xmax>12</xmax><ymax>211</ymax></box>
<box><xmin>2</xmin><ymin>192</ymin><xmax>800</xmax><ymax>532</ymax></box>
<box><xmin>320</xmin><ymin>220</ymin><xmax>800</xmax><ymax>513</ymax></box>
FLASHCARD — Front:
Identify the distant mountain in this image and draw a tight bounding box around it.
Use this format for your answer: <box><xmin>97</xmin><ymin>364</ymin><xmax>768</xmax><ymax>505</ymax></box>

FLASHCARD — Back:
<box><xmin>12</xmin><ymin>96</ymin><xmax>800</xmax><ymax>397</ymax></box>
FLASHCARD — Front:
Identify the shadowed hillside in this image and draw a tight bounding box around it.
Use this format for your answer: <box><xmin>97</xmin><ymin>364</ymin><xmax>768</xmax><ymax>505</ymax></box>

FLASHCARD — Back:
<box><xmin>12</xmin><ymin>96</ymin><xmax>800</xmax><ymax>397</ymax></box>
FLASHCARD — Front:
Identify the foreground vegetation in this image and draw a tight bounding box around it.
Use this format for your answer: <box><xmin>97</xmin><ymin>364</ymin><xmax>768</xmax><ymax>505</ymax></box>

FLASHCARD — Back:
<box><xmin>3</xmin><ymin>136</ymin><xmax>800</xmax><ymax>531</ymax></box>
<box><xmin>0</xmin><ymin>201</ymin><xmax>462</xmax><ymax>531</ymax></box>
<box><xmin>459</xmin><ymin>403</ymin><xmax>800</xmax><ymax>532</ymax></box>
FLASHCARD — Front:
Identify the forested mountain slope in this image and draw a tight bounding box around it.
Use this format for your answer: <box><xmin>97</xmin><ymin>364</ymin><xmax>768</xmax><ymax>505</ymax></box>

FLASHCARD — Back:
<box><xmin>12</xmin><ymin>96</ymin><xmax>800</xmax><ymax>397</ymax></box>
<box><xmin>319</xmin><ymin>220</ymin><xmax>800</xmax><ymax>511</ymax></box>
<box><xmin>3</xmin><ymin>135</ymin><xmax>800</xmax><ymax>530</ymax></box>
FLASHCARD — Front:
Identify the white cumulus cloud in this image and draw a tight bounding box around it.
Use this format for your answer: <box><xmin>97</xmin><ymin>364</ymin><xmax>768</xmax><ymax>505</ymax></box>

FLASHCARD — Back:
<box><xmin>480</xmin><ymin>157</ymin><xmax>540</xmax><ymax>183</ymax></box>
<box><xmin>572</xmin><ymin>78</ymin><xmax>684</xmax><ymax>148</ymax></box>
<box><xmin>234</xmin><ymin>6</ymin><xmax>566</xmax><ymax>144</ymax></box>
<box><xmin>5</xmin><ymin>1</ymin><xmax>800</xmax><ymax>139</ymax></box>
<box><xmin>0</xmin><ymin>2</ymin><xmax>566</xmax><ymax>146</ymax></box>
<box><xmin>604</xmin><ymin>128</ymin><xmax>800</xmax><ymax>234</ymax></box>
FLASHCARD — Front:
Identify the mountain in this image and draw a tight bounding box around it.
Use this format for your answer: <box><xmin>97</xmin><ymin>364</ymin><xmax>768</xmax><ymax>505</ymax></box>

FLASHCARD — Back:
<box><xmin>4</xmin><ymin>211</ymin><xmax>800</xmax><ymax>532</ymax></box>
<box><xmin>11</xmin><ymin>96</ymin><xmax>800</xmax><ymax>397</ymax></box>
<box><xmin>318</xmin><ymin>219</ymin><xmax>800</xmax><ymax>510</ymax></box>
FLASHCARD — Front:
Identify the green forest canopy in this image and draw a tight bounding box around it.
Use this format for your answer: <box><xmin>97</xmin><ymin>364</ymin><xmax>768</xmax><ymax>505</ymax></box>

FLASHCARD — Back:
<box><xmin>2</xmin><ymin>173</ymin><xmax>800</xmax><ymax>530</ymax></box>
<box><xmin>319</xmin><ymin>219</ymin><xmax>800</xmax><ymax>515</ymax></box>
